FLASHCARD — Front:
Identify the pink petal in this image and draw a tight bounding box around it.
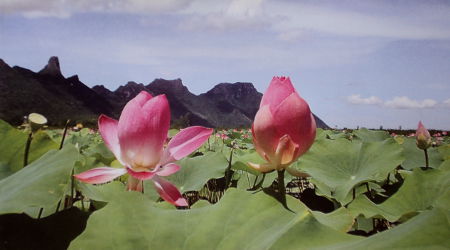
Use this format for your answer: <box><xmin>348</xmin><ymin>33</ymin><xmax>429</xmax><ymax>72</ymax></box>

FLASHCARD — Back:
<box><xmin>157</xmin><ymin>163</ymin><xmax>181</xmax><ymax>176</ymax></box>
<box><xmin>247</xmin><ymin>162</ymin><xmax>274</xmax><ymax>173</ymax></box>
<box><xmin>272</xmin><ymin>92</ymin><xmax>316</xmax><ymax>158</ymax></box>
<box><xmin>252</xmin><ymin>105</ymin><xmax>278</xmax><ymax>160</ymax></box>
<box><xmin>260</xmin><ymin>76</ymin><xmax>295</xmax><ymax>111</ymax></box>
<box><xmin>160</xmin><ymin>126</ymin><xmax>213</xmax><ymax>165</ymax></box>
<box><xmin>416</xmin><ymin>121</ymin><xmax>431</xmax><ymax>139</ymax></box>
<box><xmin>274</xmin><ymin>134</ymin><xmax>299</xmax><ymax>166</ymax></box>
<box><xmin>98</xmin><ymin>115</ymin><xmax>122</xmax><ymax>163</ymax></box>
<box><xmin>74</xmin><ymin>167</ymin><xmax>127</xmax><ymax>184</ymax></box>
<box><xmin>118</xmin><ymin>93</ymin><xmax>170</xmax><ymax>169</ymax></box>
<box><xmin>152</xmin><ymin>176</ymin><xmax>188</xmax><ymax>206</ymax></box>
<box><xmin>126</xmin><ymin>167</ymin><xmax>159</xmax><ymax>181</ymax></box>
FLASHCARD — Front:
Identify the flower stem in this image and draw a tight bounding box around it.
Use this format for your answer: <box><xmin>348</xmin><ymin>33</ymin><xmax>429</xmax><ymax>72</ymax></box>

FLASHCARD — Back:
<box><xmin>224</xmin><ymin>149</ymin><xmax>234</xmax><ymax>189</ymax></box>
<box><xmin>424</xmin><ymin>149</ymin><xmax>429</xmax><ymax>169</ymax></box>
<box><xmin>59</xmin><ymin>119</ymin><xmax>70</xmax><ymax>150</ymax></box>
<box><xmin>277</xmin><ymin>169</ymin><xmax>288</xmax><ymax>209</ymax></box>
<box><xmin>23</xmin><ymin>132</ymin><xmax>33</xmax><ymax>167</ymax></box>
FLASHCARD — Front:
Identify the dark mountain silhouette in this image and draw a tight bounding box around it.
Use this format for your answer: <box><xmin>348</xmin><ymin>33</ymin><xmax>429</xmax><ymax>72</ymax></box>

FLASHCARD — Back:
<box><xmin>0</xmin><ymin>57</ymin><xmax>329</xmax><ymax>128</ymax></box>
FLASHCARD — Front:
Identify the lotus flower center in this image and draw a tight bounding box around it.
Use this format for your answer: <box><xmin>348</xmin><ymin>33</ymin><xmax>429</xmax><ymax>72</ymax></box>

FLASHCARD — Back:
<box><xmin>130</xmin><ymin>163</ymin><xmax>157</xmax><ymax>172</ymax></box>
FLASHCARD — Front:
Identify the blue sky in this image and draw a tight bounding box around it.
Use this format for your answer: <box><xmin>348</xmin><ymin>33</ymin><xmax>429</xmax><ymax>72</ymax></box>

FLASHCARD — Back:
<box><xmin>1</xmin><ymin>0</ymin><xmax>449</xmax><ymax>129</ymax></box>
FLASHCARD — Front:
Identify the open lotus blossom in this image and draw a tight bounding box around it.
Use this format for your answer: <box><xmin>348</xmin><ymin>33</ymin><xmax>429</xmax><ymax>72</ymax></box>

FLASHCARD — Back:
<box><xmin>416</xmin><ymin>121</ymin><xmax>431</xmax><ymax>150</ymax></box>
<box><xmin>248</xmin><ymin>76</ymin><xmax>316</xmax><ymax>175</ymax></box>
<box><xmin>74</xmin><ymin>91</ymin><xmax>213</xmax><ymax>206</ymax></box>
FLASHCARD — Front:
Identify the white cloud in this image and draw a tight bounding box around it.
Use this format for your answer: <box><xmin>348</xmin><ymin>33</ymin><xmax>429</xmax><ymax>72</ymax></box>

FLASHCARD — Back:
<box><xmin>4</xmin><ymin>0</ymin><xmax>450</xmax><ymax>40</ymax></box>
<box><xmin>0</xmin><ymin>0</ymin><xmax>191</xmax><ymax>17</ymax></box>
<box><xmin>347</xmin><ymin>94</ymin><xmax>444</xmax><ymax>109</ymax></box>
<box><xmin>384</xmin><ymin>96</ymin><xmax>437</xmax><ymax>109</ymax></box>
<box><xmin>443</xmin><ymin>99</ymin><xmax>450</xmax><ymax>107</ymax></box>
<box><xmin>269</xmin><ymin>1</ymin><xmax>450</xmax><ymax>40</ymax></box>
<box><xmin>179</xmin><ymin>0</ymin><xmax>267</xmax><ymax>31</ymax></box>
<box><xmin>347</xmin><ymin>94</ymin><xmax>383</xmax><ymax>105</ymax></box>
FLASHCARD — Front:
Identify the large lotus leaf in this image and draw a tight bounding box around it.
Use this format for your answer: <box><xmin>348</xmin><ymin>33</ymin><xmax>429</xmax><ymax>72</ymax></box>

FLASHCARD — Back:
<box><xmin>311</xmin><ymin>207</ymin><xmax>355</xmax><ymax>232</ymax></box>
<box><xmin>0</xmin><ymin>120</ymin><xmax>59</xmax><ymax>179</ymax></box>
<box><xmin>294</xmin><ymin>138</ymin><xmax>404</xmax><ymax>203</ymax></box>
<box><xmin>331</xmin><ymin>208</ymin><xmax>450</xmax><ymax>250</ymax></box>
<box><xmin>353</xmin><ymin>128</ymin><xmax>389</xmax><ymax>142</ymax></box>
<box><xmin>0</xmin><ymin>145</ymin><xmax>78</xmax><ymax>218</ymax></box>
<box><xmin>77</xmin><ymin>181</ymin><xmax>127</xmax><ymax>202</ymax></box>
<box><xmin>318</xmin><ymin>130</ymin><xmax>348</xmax><ymax>140</ymax></box>
<box><xmin>348</xmin><ymin>166</ymin><xmax>450</xmax><ymax>222</ymax></box>
<box><xmin>438</xmin><ymin>144</ymin><xmax>450</xmax><ymax>160</ymax></box>
<box><xmin>82</xmin><ymin>142</ymin><xmax>115</xmax><ymax>165</ymax></box>
<box><xmin>69</xmin><ymin>189</ymin><xmax>360</xmax><ymax>250</ymax></box>
<box><xmin>312</xmin><ymin>178</ymin><xmax>384</xmax><ymax>206</ymax></box>
<box><xmin>401</xmin><ymin>137</ymin><xmax>443</xmax><ymax>169</ymax></box>
<box><xmin>166</xmin><ymin>152</ymin><xmax>229</xmax><ymax>192</ymax></box>
<box><xmin>232</xmin><ymin>149</ymin><xmax>264</xmax><ymax>176</ymax></box>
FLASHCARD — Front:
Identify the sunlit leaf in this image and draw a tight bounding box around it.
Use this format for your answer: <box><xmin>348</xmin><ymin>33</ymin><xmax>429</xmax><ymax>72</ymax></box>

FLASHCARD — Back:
<box><xmin>0</xmin><ymin>145</ymin><xmax>78</xmax><ymax>218</ymax></box>
<box><xmin>166</xmin><ymin>152</ymin><xmax>229</xmax><ymax>192</ymax></box>
<box><xmin>0</xmin><ymin>120</ymin><xmax>58</xmax><ymax>179</ymax></box>
<box><xmin>293</xmin><ymin>138</ymin><xmax>404</xmax><ymax>204</ymax></box>
<box><xmin>348</xmin><ymin>167</ymin><xmax>450</xmax><ymax>222</ymax></box>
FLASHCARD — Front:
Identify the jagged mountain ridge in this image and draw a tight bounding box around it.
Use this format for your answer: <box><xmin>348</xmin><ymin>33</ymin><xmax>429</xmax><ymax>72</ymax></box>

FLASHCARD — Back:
<box><xmin>0</xmin><ymin>57</ymin><xmax>329</xmax><ymax>128</ymax></box>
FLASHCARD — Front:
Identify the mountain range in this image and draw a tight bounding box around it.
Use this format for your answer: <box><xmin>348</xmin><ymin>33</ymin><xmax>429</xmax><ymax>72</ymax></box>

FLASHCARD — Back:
<box><xmin>0</xmin><ymin>57</ymin><xmax>329</xmax><ymax>128</ymax></box>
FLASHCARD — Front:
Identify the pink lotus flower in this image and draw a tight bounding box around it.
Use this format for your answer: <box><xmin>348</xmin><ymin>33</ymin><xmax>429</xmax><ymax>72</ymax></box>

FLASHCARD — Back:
<box><xmin>416</xmin><ymin>121</ymin><xmax>431</xmax><ymax>150</ymax></box>
<box><xmin>74</xmin><ymin>91</ymin><xmax>212</xmax><ymax>206</ymax></box>
<box><xmin>442</xmin><ymin>131</ymin><xmax>448</xmax><ymax>136</ymax></box>
<box><xmin>248</xmin><ymin>76</ymin><xmax>316</xmax><ymax>173</ymax></box>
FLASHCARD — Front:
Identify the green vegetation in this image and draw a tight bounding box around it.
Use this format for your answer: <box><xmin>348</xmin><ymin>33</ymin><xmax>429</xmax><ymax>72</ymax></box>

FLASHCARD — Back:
<box><xmin>0</xmin><ymin>121</ymin><xmax>449</xmax><ymax>249</ymax></box>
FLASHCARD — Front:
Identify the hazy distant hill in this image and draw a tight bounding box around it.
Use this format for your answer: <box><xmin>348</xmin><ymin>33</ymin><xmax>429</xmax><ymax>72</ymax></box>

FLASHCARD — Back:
<box><xmin>0</xmin><ymin>57</ymin><xmax>329</xmax><ymax>128</ymax></box>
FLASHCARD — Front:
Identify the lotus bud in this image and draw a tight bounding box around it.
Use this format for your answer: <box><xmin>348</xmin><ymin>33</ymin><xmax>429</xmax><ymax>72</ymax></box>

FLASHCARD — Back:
<box><xmin>248</xmin><ymin>76</ymin><xmax>316</xmax><ymax>173</ymax></box>
<box><xmin>416</xmin><ymin>121</ymin><xmax>431</xmax><ymax>150</ymax></box>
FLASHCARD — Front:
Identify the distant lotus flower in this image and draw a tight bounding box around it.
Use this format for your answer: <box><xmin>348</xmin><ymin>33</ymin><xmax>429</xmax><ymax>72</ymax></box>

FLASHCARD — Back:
<box><xmin>442</xmin><ymin>131</ymin><xmax>447</xmax><ymax>136</ymax></box>
<box><xmin>74</xmin><ymin>91</ymin><xmax>213</xmax><ymax>206</ymax></box>
<box><xmin>248</xmin><ymin>76</ymin><xmax>316</xmax><ymax>174</ymax></box>
<box><xmin>416</xmin><ymin>121</ymin><xmax>431</xmax><ymax>150</ymax></box>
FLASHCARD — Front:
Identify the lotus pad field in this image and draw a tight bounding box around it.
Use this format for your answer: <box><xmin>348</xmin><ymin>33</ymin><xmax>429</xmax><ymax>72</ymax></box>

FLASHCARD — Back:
<box><xmin>0</xmin><ymin>119</ymin><xmax>449</xmax><ymax>249</ymax></box>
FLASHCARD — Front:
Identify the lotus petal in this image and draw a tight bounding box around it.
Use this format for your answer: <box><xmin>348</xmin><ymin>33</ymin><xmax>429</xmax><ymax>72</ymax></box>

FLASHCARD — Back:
<box><xmin>152</xmin><ymin>176</ymin><xmax>188</xmax><ymax>206</ymax></box>
<box><xmin>74</xmin><ymin>167</ymin><xmax>127</xmax><ymax>184</ymax></box>
<box><xmin>160</xmin><ymin>126</ymin><xmax>213</xmax><ymax>165</ymax></box>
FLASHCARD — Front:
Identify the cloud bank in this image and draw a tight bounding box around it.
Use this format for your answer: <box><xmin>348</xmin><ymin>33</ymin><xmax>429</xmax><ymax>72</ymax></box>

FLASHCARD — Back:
<box><xmin>347</xmin><ymin>94</ymin><xmax>448</xmax><ymax>109</ymax></box>
<box><xmin>2</xmin><ymin>0</ymin><xmax>450</xmax><ymax>40</ymax></box>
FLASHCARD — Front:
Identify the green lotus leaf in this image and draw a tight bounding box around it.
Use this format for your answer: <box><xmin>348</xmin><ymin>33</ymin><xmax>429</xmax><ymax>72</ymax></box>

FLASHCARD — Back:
<box><xmin>0</xmin><ymin>119</ymin><xmax>58</xmax><ymax>179</ymax></box>
<box><xmin>0</xmin><ymin>145</ymin><xmax>78</xmax><ymax>218</ymax></box>
<box><xmin>69</xmin><ymin>189</ymin><xmax>360</xmax><ymax>250</ymax></box>
<box><xmin>438</xmin><ymin>144</ymin><xmax>450</xmax><ymax>160</ymax></box>
<box><xmin>353</xmin><ymin>128</ymin><xmax>389</xmax><ymax>142</ymax></box>
<box><xmin>332</xmin><ymin>208</ymin><xmax>450</xmax><ymax>250</ymax></box>
<box><xmin>311</xmin><ymin>207</ymin><xmax>355</xmax><ymax>232</ymax></box>
<box><xmin>348</xmin><ymin>167</ymin><xmax>450</xmax><ymax>222</ymax></box>
<box><xmin>401</xmin><ymin>137</ymin><xmax>443</xmax><ymax>170</ymax></box>
<box><xmin>294</xmin><ymin>138</ymin><xmax>404</xmax><ymax>204</ymax></box>
<box><xmin>166</xmin><ymin>152</ymin><xmax>229</xmax><ymax>192</ymax></box>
